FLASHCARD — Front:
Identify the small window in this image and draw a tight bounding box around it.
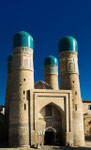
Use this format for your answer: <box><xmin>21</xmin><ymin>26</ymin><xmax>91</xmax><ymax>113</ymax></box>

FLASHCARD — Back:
<box><xmin>88</xmin><ymin>105</ymin><xmax>91</xmax><ymax>110</ymax></box>
<box><xmin>23</xmin><ymin>91</ymin><xmax>25</xmax><ymax>94</ymax></box>
<box><xmin>24</xmin><ymin>104</ymin><xmax>26</xmax><ymax>110</ymax></box>
<box><xmin>24</xmin><ymin>79</ymin><xmax>26</xmax><ymax>81</ymax></box>
<box><xmin>75</xmin><ymin>104</ymin><xmax>77</xmax><ymax>111</ymax></box>
<box><xmin>73</xmin><ymin>81</ymin><xmax>75</xmax><ymax>83</ymax></box>
<box><xmin>75</xmin><ymin>91</ymin><xmax>77</xmax><ymax>95</ymax></box>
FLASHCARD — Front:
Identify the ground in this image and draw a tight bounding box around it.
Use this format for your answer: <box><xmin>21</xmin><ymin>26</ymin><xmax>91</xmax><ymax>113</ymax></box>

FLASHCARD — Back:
<box><xmin>0</xmin><ymin>147</ymin><xmax>91</xmax><ymax>150</ymax></box>
<box><xmin>0</xmin><ymin>142</ymin><xmax>91</xmax><ymax>150</ymax></box>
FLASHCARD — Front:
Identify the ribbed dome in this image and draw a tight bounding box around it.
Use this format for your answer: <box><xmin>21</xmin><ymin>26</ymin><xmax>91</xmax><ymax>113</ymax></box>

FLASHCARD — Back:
<box><xmin>59</xmin><ymin>36</ymin><xmax>78</xmax><ymax>53</ymax></box>
<box><xmin>8</xmin><ymin>54</ymin><xmax>13</xmax><ymax>63</ymax></box>
<box><xmin>44</xmin><ymin>55</ymin><xmax>58</xmax><ymax>66</ymax></box>
<box><xmin>13</xmin><ymin>31</ymin><xmax>33</xmax><ymax>49</ymax></box>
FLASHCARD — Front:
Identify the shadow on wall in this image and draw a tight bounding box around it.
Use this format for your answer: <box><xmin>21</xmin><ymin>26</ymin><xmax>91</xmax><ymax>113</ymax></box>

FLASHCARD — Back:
<box><xmin>85</xmin><ymin>122</ymin><xmax>91</xmax><ymax>141</ymax></box>
<box><xmin>0</xmin><ymin>113</ymin><xmax>8</xmax><ymax>147</ymax></box>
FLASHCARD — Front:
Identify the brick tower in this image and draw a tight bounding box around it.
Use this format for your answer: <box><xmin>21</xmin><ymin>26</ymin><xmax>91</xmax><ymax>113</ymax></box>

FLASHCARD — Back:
<box><xmin>44</xmin><ymin>55</ymin><xmax>59</xmax><ymax>89</ymax></box>
<box><xmin>9</xmin><ymin>31</ymin><xmax>34</xmax><ymax>147</ymax></box>
<box><xmin>59</xmin><ymin>36</ymin><xmax>85</xmax><ymax>146</ymax></box>
<box><xmin>5</xmin><ymin>54</ymin><xmax>13</xmax><ymax>116</ymax></box>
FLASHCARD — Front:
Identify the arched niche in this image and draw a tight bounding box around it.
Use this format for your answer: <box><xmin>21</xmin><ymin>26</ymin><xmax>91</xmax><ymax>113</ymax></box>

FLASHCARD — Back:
<box><xmin>38</xmin><ymin>102</ymin><xmax>65</xmax><ymax>145</ymax></box>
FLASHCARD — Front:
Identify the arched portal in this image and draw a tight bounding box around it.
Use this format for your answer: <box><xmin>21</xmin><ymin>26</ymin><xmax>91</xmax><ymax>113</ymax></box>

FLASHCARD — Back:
<box><xmin>39</xmin><ymin>103</ymin><xmax>65</xmax><ymax>146</ymax></box>
<box><xmin>44</xmin><ymin>127</ymin><xmax>56</xmax><ymax>145</ymax></box>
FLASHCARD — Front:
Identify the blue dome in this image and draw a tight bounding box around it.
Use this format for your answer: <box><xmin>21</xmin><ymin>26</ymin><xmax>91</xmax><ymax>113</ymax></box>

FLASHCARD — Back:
<box><xmin>59</xmin><ymin>36</ymin><xmax>78</xmax><ymax>53</ymax></box>
<box><xmin>13</xmin><ymin>31</ymin><xmax>33</xmax><ymax>49</ymax></box>
<box><xmin>8</xmin><ymin>54</ymin><xmax>13</xmax><ymax>63</ymax></box>
<box><xmin>44</xmin><ymin>55</ymin><xmax>58</xmax><ymax>66</ymax></box>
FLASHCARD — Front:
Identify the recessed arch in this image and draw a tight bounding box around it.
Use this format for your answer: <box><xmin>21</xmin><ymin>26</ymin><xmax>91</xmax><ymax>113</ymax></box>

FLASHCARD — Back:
<box><xmin>39</xmin><ymin>102</ymin><xmax>64</xmax><ymax>115</ymax></box>
<box><xmin>38</xmin><ymin>102</ymin><xmax>65</xmax><ymax>146</ymax></box>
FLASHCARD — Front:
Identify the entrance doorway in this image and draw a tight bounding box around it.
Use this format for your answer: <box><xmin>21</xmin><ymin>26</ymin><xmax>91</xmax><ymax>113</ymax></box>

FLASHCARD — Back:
<box><xmin>44</xmin><ymin>128</ymin><xmax>56</xmax><ymax>145</ymax></box>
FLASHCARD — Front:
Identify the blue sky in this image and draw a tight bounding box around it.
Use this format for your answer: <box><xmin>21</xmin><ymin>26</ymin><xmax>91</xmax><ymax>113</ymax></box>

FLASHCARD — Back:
<box><xmin>0</xmin><ymin>0</ymin><xmax>91</xmax><ymax>105</ymax></box>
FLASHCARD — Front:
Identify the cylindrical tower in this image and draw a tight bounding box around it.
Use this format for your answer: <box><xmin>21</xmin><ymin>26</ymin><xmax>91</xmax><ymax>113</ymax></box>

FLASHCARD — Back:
<box><xmin>5</xmin><ymin>54</ymin><xmax>13</xmax><ymax>116</ymax></box>
<box><xmin>9</xmin><ymin>31</ymin><xmax>34</xmax><ymax>147</ymax></box>
<box><xmin>44</xmin><ymin>55</ymin><xmax>59</xmax><ymax>89</ymax></box>
<box><xmin>59</xmin><ymin>36</ymin><xmax>85</xmax><ymax>146</ymax></box>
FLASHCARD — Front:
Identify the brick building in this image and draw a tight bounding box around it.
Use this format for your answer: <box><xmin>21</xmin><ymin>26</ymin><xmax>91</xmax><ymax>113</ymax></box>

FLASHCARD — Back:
<box><xmin>0</xmin><ymin>31</ymin><xmax>90</xmax><ymax>148</ymax></box>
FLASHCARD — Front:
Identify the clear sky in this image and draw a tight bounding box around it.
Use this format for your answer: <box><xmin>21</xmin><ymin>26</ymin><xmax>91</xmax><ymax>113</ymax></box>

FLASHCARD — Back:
<box><xmin>0</xmin><ymin>0</ymin><xmax>91</xmax><ymax>105</ymax></box>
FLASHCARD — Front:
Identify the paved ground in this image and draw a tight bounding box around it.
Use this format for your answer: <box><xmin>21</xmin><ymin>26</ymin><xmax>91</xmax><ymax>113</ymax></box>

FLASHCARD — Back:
<box><xmin>0</xmin><ymin>147</ymin><xmax>91</xmax><ymax>150</ymax></box>
<box><xmin>0</xmin><ymin>142</ymin><xmax>91</xmax><ymax>150</ymax></box>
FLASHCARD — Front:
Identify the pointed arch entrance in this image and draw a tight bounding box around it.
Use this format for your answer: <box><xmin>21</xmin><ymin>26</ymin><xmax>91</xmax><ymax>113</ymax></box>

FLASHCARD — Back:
<box><xmin>39</xmin><ymin>102</ymin><xmax>65</xmax><ymax>145</ymax></box>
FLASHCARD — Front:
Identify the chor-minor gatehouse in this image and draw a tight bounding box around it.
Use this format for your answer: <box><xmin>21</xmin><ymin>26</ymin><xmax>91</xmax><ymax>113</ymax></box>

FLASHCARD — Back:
<box><xmin>0</xmin><ymin>31</ymin><xmax>91</xmax><ymax>148</ymax></box>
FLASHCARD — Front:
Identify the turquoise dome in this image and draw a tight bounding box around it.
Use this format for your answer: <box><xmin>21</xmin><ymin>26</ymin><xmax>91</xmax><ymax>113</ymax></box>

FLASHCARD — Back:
<box><xmin>44</xmin><ymin>55</ymin><xmax>58</xmax><ymax>66</ymax></box>
<box><xmin>59</xmin><ymin>36</ymin><xmax>78</xmax><ymax>53</ymax></box>
<box><xmin>13</xmin><ymin>31</ymin><xmax>33</xmax><ymax>49</ymax></box>
<box><xmin>8</xmin><ymin>54</ymin><xmax>13</xmax><ymax>63</ymax></box>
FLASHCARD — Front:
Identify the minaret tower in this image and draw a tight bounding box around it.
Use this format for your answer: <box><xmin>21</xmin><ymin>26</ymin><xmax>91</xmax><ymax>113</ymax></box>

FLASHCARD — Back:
<box><xmin>5</xmin><ymin>54</ymin><xmax>13</xmax><ymax>116</ymax></box>
<box><xmin>59</xmin><ymin>36</ymin><xmax>84</xmax><ymax>146</ymax></box>
<box><xmin>9</xmin><ymin>31</ymin><xmax>34</xmax><ymax>147</ymax></box>
<box><xmin>44</xmin><ymin>55</ymin><xmax>59</xmax><ymax>89</ymax></box>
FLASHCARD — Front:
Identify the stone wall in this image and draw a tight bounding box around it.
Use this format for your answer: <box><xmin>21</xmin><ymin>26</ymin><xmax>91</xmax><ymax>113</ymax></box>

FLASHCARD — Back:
<box><xmin>83</xmin><ymin>101</ymin><xmax>91</xmax><ymax>140</ymax></box>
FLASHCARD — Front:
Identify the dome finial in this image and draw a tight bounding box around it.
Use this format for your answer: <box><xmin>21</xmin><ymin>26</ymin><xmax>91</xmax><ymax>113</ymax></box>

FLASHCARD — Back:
<box><xmin>59</xmin><ymin>36</ymin><xmax>78</xmax><ymax>53</ymax></box>
<box><xmin>44</xmin><ymin>55</ymin><xmax>58</xmax><ymax>66</ymax></box>
<box><xmin>13</xmin><ymin>31</ymin><xmax>33</xmax><ymax>49</ymax></box>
